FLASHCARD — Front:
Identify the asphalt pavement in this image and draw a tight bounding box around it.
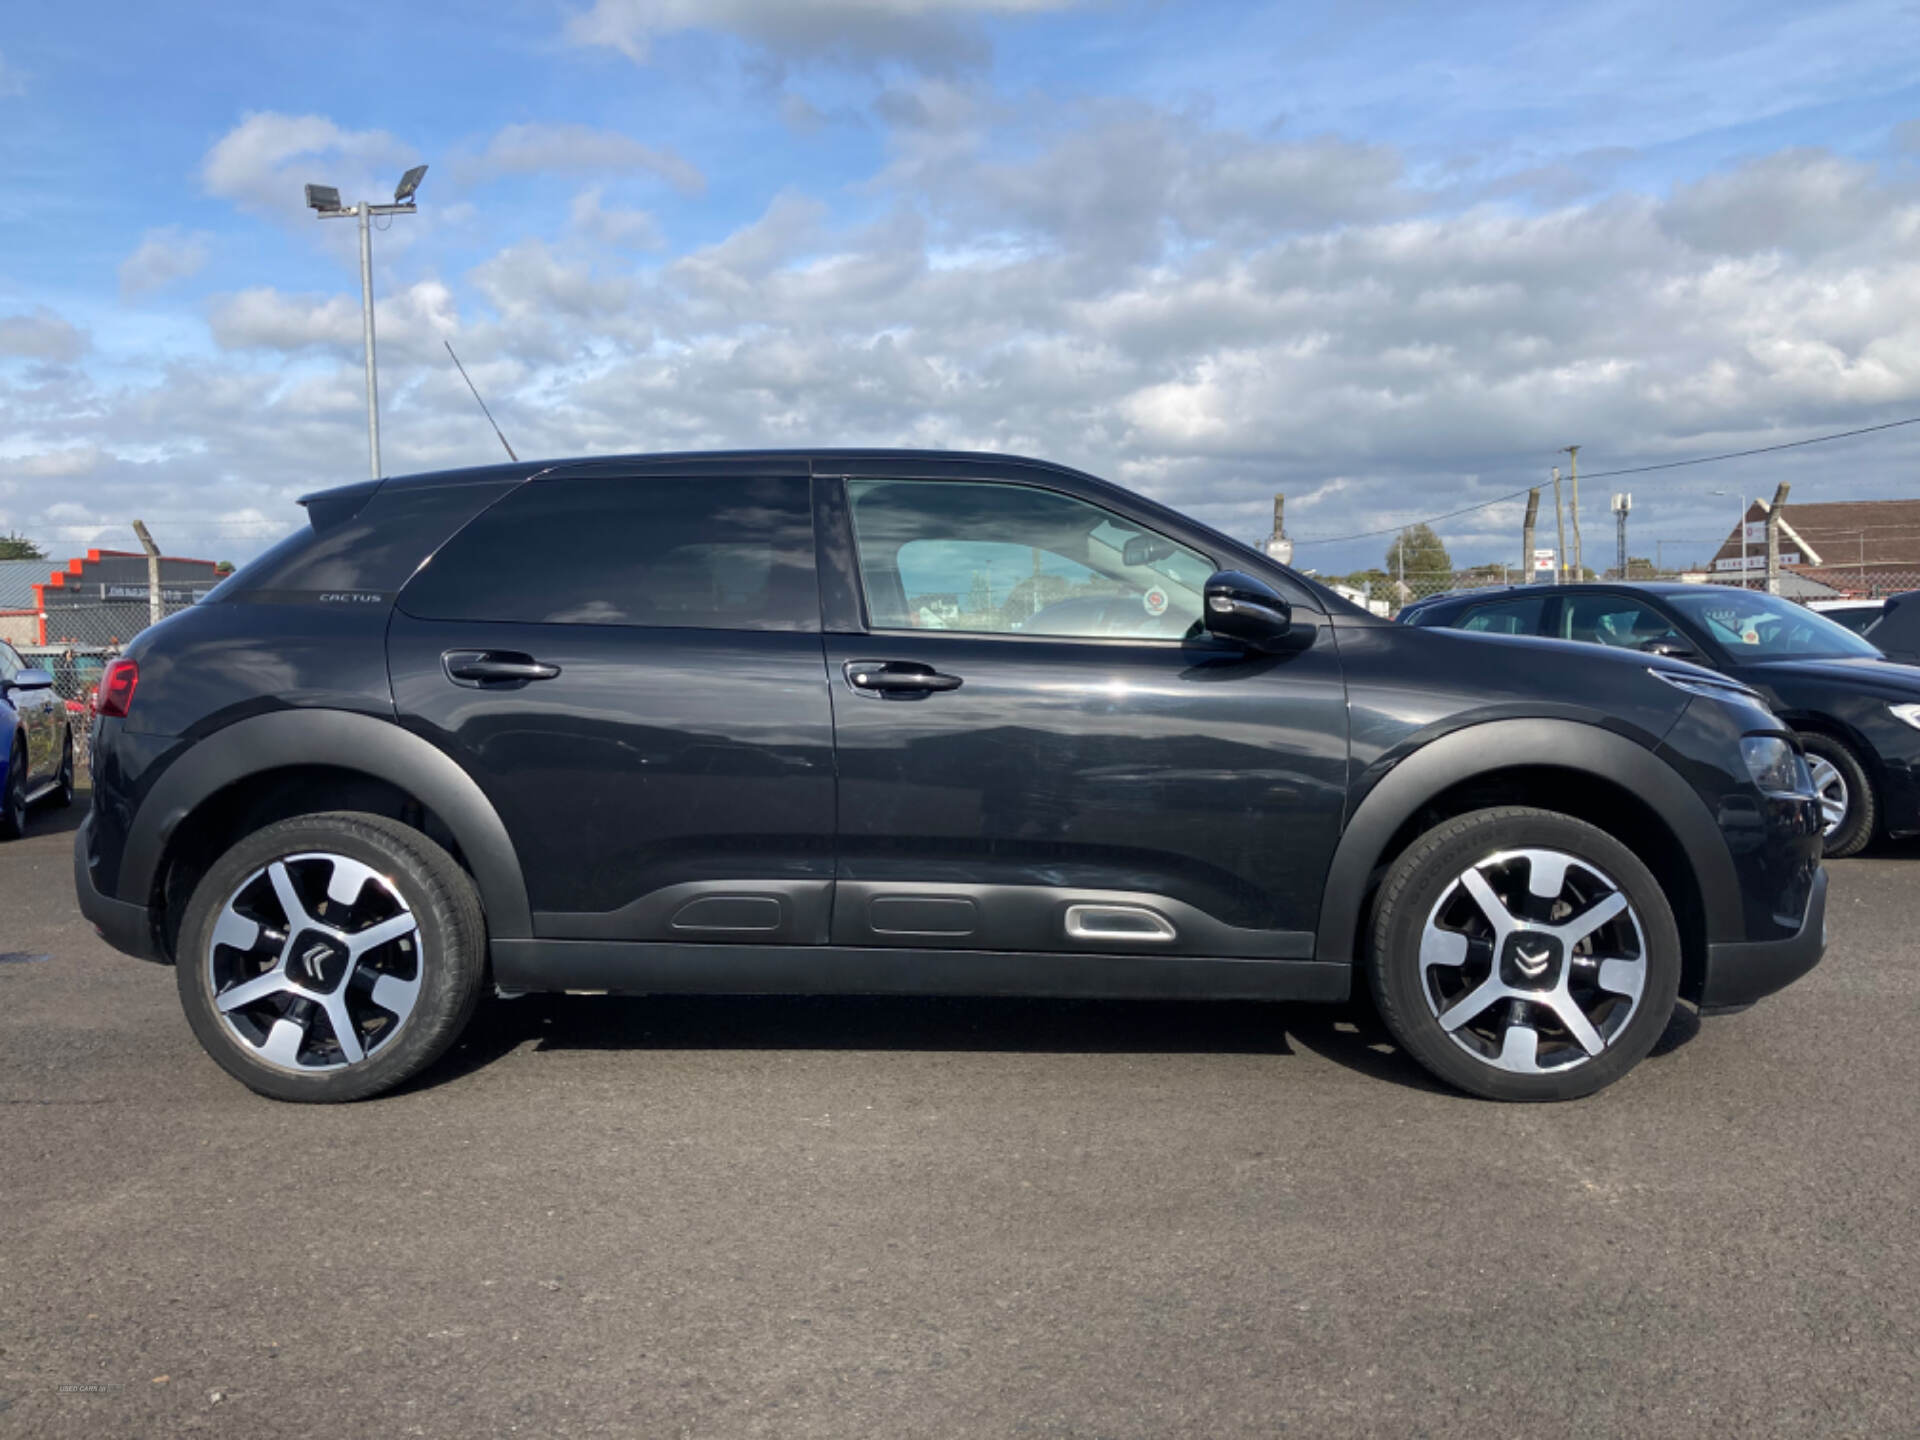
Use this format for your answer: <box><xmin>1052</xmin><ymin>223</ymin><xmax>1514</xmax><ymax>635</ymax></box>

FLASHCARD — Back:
<box><xmin>3</xmin><ymin>798</ymin><xmax>1916</xmax><ymax>1437</ymax></box>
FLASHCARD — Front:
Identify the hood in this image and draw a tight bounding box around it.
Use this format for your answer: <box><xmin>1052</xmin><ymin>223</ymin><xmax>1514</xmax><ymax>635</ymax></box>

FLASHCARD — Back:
<box><xmin>1736</xmin><ymin>654</ymin><xmax>1920</xmax><ymax>697</ymax></box>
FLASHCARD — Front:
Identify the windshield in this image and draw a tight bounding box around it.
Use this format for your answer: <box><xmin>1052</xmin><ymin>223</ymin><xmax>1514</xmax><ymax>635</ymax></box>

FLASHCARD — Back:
<box><xmin>1667</xmin><ymin>590</ymin><xmax>1884</xmax><ymax>660</ymax></box>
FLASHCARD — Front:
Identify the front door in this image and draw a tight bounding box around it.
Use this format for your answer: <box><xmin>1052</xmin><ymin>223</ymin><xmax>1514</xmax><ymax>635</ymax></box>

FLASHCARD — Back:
<box><xmin>819</xmin><ymin>471</ymin><xmax>1349</xmax><ymax>961</ymax></box>
<box><xmin>388</xmin><ymin>466</ymin><xmax>836</xmax><ymax>945</ymax></box>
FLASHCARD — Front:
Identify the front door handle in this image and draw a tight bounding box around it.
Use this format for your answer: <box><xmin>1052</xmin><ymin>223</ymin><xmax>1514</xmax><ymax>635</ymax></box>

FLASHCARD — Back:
<box><xmin>843</xmin><ymin>660</ymin><xmax>963</xmax><ymax>696</ymax></box>
<box><xmin>444</xmin><ymin>650</ymin><xmax>562</xmax><ymax>688</ymax></box>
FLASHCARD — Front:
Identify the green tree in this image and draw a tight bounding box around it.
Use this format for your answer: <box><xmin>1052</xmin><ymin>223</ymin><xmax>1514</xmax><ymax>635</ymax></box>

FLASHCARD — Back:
<box><xmin>1385</xmin><ymin>524</ymin><xmax>1452</xmax><ymax>581</ymax></box>
<box><xmin>0</xmin><ymin>532</ymin><xmax>45</xmax><ymax>560</ymax></box>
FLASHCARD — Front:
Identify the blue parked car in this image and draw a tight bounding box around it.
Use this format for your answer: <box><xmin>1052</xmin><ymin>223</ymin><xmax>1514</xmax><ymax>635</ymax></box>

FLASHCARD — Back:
<box><xmin>1</xmin><ymin>639</ymin><xmax>76</xmax><ymax>839</ymax></box>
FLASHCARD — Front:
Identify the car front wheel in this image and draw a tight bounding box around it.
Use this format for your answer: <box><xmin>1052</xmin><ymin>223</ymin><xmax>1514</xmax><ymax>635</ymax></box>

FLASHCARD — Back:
<box><xmin>1798</xmin><ymin>733</ymin><xmax>1873</xmax><ymax>858</ymax></box>
<box><xmin>175</xmin><ymin>811</ymin><xmax>486</xmax><ymax>1102</ymax></box>
<box><xmin>0</xmin><ymin>740</ymin><xmax>25</xmax><ymax>840</ymax></box>
<box><xmin>1367</xmin><ymin>806</ymin><xmax>1682</xmax><ymax>1102</ymax></box>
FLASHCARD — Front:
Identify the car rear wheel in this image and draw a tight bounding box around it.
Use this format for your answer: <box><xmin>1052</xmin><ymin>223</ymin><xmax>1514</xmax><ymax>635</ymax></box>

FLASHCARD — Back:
<box><xmin>1797</xmin><ymin>733</ymin><xmax>1873</xmax><ymax>858</ymax></box>
<box><xmin>175</xmin><ymin>811</ymin><xmax>486</xmax><ymax>1102</ymax></box>
<box><xmin>0</xmin><ymin>740</ymin><xmax>25</xmax><ymax>840</ymax></box>
<box><xmin>1367</xmin><ymin>806</ymin><xmax>1682</xmax><ymax>1102</ymax></box>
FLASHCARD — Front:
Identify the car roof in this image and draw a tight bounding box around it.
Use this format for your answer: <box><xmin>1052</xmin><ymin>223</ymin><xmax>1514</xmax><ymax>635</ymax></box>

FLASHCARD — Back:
<box><xmin>304</xmin><ymin>450</ymin><xmax>1100</xmax><ymax>502</ymax></box>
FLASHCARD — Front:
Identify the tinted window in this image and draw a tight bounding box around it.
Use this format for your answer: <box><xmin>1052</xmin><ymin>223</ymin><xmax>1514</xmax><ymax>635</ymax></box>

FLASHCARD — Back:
<box><xmin>1456</xmin><ymin>595</ymin><xmax>1545</xmax><ymax>635</ymax></box>
<box><xmin>1822</xmin><ymin>605</ymin><xmax>1883</xmax><ymax>636</ymax></box>
<box><xmin>225</xmin><ymin>478</ymin><xmax>524</xmax><ymax>602</ymax></box>
<box><xmin>401</xmin><ymin>475</ymin><xmax>817</xmax><ymax>631</ymax></box>
<box><xmin>846</xmin><ymin>480</ymin><xmax>1212</xmax><ymax>641</ymax></box>
<box><xmin>1554</xmin><ymin>594</ymin><xmax>1684</xmax><ymax>649</ymax></box>
<box><xmin>0</xmin><ymin>644</ymin><xmax>19</xmax><ymax>680</ymax></box>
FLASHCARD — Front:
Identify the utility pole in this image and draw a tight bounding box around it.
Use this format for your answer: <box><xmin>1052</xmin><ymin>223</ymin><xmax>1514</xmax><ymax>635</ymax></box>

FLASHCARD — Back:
<box><xmin>1715</xmin><ymin>490</ymin><xmax>1747</xmax><ymax>589</ymax></box>
<box><xmin>1551</xmin><ymin>466</ymin><xmax>1568</xmax><ymax>583</ymax></box>
<box><xmin>1521</xmin><ymin>487</ymin><xmax>1540</xmax><ymax>583</ymax></box>
<box><xmin>130</xmin><ymin>519</ymin><xmax>162</xmax><ymax>629</ymax></box>
<box><xmin>304</xmin><ymin>165</ymin><xmax>428</xmax><ymax>479</ymax></box>
<box><xmin>1264</xmin><ymin>494</ymin><xmax>1292</xmax><ymax>566</ymax></box>
<box><xmin>1611</xmin><ymin>493</ymin><xmax>1631</xmax><ymax>578</ymax></box>
<box><xmin>1764</xmin><ymin>482</ymin><xmax>1791</xmax><ymax>595</ymax></box>
<box><xmin>1563</xmin><ymin>446</ymin><xmax>1583</xmax><ymax>580</ymax></box>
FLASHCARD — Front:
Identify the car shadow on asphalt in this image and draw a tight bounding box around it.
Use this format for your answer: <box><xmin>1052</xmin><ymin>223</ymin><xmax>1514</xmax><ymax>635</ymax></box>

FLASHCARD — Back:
<box><xmin>407</xmin><ymin>990</ymin><xmax>1703</xmax><ymax>1100</ymax></box>
<box><xmin>17</xmin><ymin>800</ymin><xmax>86</xmax><ymax>840</ymax></box>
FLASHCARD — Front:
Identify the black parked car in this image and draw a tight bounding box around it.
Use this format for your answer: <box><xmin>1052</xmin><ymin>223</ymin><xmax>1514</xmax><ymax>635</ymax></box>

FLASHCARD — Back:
<box><xmin>1399</xmin><ymin>581</ymin><xmax>1920</xmax><ymax>856</ymax></box>
<box><xmin>2</xmin><ymin>639</ymin><xmax>77</xmax><ymax>838</ymax></box>
<box><xmin>1860</xmin><ymin>590</ymin><xmax>1920</xmax><ymax>665</ymax></box>
<box><xmin>77</xmin><ymin>452</ymin><xmax>1826</xmax><ymax>1104</ymax></box>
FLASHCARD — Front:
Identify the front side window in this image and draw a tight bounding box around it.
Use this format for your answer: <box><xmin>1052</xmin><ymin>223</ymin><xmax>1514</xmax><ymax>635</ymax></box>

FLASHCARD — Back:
<box><xmin>0</xmin><ymin>643</ymin><xmax>21</xmax><ymax>680</ymax></box>
<box><xmin>1456</xmin><ymin>595</ymin><xmax>1545</xmax><ymax>635</ymax></box>
<box><xmin>846</xmin><ymin>479</ymin><xmax>1212</xmax><ymax>641</ymax></box>
<box><xmin>401</xmin><ymin>476</ymin><xmax>817</xmax><ymax>631</ymax></box>
<box><xmin>1555</xmin><ymin>594</ymin><xmax>1686</xmax><ymax>650</ymax></box>
<box><xmin>1666</xmin><ymin>589</ymin><xmax>1883</xmax><ymax>659</ymax></box>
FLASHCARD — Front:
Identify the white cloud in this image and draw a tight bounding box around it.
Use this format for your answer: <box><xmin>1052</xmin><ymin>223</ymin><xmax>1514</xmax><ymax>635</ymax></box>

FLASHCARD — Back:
<box><xmin>0</xmin><ymin>308</ymin><xmax>88</xmax><ymax>363</ymax></box>
<box><xmin>569</xmin><ymin>188</ymin><xmax>667</xmax><ymax>250</ymax></box>
<box><xmin>201</xmin><ymin>111</ymin><xmax>418</xmax><ymax>216</ymax></box>
<box><xmin>119</xmin><ymin>227</ymin><xmax>214</xmax><ymax>296</ymax></box>
<box><xmin>564</xmin><ymin>0</ymin><xmax>1084</xmax><ymax>71</ymax></box>
<box><xmin>478</xmin><ymin>122</ymin><xmax>704</xmax><ymax>194</ymax></box>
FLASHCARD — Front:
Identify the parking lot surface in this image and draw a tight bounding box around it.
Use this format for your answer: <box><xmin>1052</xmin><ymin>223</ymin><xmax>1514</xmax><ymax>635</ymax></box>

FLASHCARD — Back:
<box><xmin>4</xmin><ymin>800</ymin><xmax>1916</xmax><ymax>1437</ymax></box>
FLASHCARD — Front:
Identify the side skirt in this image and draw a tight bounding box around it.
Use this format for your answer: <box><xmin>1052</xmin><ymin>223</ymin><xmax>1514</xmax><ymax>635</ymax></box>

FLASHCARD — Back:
<box><xmin>490</xmin><ymin>939</ymin><xmax>1351</xmax><ymax>1003</ymax></box>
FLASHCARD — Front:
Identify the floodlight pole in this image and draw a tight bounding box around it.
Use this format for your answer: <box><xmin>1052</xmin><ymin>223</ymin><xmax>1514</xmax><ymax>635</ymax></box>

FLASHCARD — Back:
<box><xmin>357</xmin><ymin>205</ymin><xmax>379</xmax><ymax>479</ymax></box>
<box><xmin>317</xmin><ymin>199</ymin><xmax>417</xmax><ymax>479</ymax></box>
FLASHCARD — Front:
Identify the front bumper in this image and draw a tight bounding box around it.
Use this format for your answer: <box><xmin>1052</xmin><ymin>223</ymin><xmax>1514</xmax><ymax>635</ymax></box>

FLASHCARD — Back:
<box><xmin>73</xmin><ymin>814</ymin><xmax>161</xmax><ymax>963</ymax></box>
<box><xmin>1697</xmin><ymin>865</ymin><xmax>1826</xmax><ymax>1013</ymax></box>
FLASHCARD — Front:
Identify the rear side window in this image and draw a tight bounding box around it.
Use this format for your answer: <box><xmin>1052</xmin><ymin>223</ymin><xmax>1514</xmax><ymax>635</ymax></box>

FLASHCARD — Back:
<box><xmin>1456</xmin><ymin>595</ymin><xmax>1545</xmax><ymax>635</ymax></box>
<box><xmin>400</xmin><ymin>475</ymin><xmax>818</xmax><ymax>631</ymax></box>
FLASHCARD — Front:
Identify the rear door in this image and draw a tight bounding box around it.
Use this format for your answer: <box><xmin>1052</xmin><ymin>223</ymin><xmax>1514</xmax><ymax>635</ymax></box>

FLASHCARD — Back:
<box><xmin>816</xmin><ymin>468</ymin><xmax>1349</xmax><ymax>962</ymax></box>
<box><xmin>388</xmin><ymin>463</ymin><xmax>836</xmax><ymax>945</ymax></box>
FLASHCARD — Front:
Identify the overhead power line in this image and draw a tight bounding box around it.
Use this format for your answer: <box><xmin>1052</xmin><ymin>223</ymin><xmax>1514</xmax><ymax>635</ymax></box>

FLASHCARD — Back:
<box><xmin>1292</xmin><ymin>414</ymin><xmax>1920</xmax><ymax>546</ymax></box>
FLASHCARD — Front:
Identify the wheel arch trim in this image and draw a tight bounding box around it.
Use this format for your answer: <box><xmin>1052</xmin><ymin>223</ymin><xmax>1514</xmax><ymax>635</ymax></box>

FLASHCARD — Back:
<box><xmin>118</xmin><ymin>709</ymin><xmax>531</xmax><ymax>938</ymax></box>
<box><xmin>1313</xmin><ymin>717</ymin><xmax>1743</xmax><ymax>968</ymax></box>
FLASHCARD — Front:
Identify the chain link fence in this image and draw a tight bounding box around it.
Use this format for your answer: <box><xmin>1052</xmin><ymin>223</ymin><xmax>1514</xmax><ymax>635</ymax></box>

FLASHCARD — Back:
<box><xmin>1344</xmin><ymin>566</ymin><xmax>1920</xmax><ymax>616</ymax></box>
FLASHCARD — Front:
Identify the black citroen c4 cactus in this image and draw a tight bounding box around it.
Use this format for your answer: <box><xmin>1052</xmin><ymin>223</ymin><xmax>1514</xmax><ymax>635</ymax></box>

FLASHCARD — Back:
<box><xmin>76</xmin><ymin>451</ymin><xmax>1827</xmax><ymax>1102</ymax></box>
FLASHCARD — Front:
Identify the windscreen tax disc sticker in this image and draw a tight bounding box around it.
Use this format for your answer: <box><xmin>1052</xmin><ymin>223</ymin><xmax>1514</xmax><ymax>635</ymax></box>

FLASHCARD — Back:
<box><xmin>1143</xmin><ymin>586</ymin><xmax>1169</xmax><ymax>617</ymax></box>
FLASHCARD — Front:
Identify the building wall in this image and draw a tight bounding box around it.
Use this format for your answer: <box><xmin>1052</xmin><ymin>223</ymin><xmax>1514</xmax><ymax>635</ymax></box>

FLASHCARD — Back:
<box><xmin>0</xmin><ymin>612</ymin><xmax>36</xmax><ymax>646</ymax></box>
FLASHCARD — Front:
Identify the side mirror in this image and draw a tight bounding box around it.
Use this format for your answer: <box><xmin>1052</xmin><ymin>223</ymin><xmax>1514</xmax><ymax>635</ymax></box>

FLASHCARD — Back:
<box><xmin>5</xmin><ymin>668</ymin><xmax>53</xmax><ymax>693</ymax></box>
<box><xmin>1203</xmin><ymin>570</ymin><xmax>1293</xmax><ymax>652</ymax></box>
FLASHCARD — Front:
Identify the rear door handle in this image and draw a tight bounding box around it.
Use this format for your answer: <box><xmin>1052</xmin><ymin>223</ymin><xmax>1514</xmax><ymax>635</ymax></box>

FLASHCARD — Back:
<box><xmin>444</xmin><ymin>650</ymin><xmax>562</xmax><ymax>687</ymax></box>
<box><xmin>843</xmin><ymin>660</ymin><xmax>963</xmax><ymax>696</ymax></box>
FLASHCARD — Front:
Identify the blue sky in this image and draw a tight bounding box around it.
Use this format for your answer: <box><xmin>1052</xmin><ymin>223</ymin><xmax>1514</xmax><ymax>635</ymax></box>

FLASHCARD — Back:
<box><xmin>5</xmin><ymin>0</ymin><xmax>1920</xmax><ymax>574</ymax></box>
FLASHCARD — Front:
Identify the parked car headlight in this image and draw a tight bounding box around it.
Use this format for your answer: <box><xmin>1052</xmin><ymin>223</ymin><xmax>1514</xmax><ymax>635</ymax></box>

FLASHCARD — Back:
<box><xmin>1741</xmin><ymin>736</ymin><xmax>1814</xmax><ymax>796</ymax></box>
<box><xmin>1889</xmin><ymin>702</ymin><xmax>1920</xmax><ymax>730</ymax></box>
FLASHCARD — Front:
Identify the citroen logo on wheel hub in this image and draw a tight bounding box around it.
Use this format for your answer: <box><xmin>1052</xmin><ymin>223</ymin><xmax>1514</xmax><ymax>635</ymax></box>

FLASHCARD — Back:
<box><xmin>1498</xmin><ymin>930</ymin><xmax>1564</xmax><ymax>989</ymax></box>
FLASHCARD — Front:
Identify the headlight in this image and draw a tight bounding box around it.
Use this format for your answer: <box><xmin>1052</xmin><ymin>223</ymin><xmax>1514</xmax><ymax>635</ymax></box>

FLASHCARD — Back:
<box><xmin>1649</xmin><ymin>667</ymin><xmax>1770</xmax><ymax>710</ymax></box>
<box><xmin>1741</xmin><ymin>736</ymin><xmax>1814</xmax><ymax>795</ymax></box>
<box><xmin>1890</xmin><ymin>702</ymin><xmax>1920</xmax><ymax>730</ymax></box>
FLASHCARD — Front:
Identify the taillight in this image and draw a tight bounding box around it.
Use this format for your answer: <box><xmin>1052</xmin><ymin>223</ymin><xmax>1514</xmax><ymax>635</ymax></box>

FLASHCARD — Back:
<box><xmin>97</xmin><ymin>658</ymin><xmax>138</xmax><ymax>718</ymax></box>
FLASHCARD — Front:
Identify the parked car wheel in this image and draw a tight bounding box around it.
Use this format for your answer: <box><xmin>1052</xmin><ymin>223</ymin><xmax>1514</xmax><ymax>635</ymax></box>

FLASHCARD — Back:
<box><xmin>175</xmin><ymin>812</ymin><xmax>487</xmax><ymax>1102</ymax></box>
<box><xmin>53</xmin><ymin>731</ymin><xmax>75</xmax><ymax>808</ymax></box>
<box><xmin>1367</xmin><ymin>806</ymin><xmax>1682</xmax><ymax>1102</ymax></box>
<box><xmin>1797</xmin><ymin>733</ymin><xmax>1874</xmax><ymax>858</ymax></box>
<box><xmin>0</xmin><ymin>739</ymin><xmax>26</xmax><ymax>841</ymax></box>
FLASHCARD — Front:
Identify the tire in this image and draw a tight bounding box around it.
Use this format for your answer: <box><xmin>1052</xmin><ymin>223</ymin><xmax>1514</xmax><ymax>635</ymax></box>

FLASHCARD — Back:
<box><xmin>1367</xmin><ymin>806</ymin><xmax>1682</xmax><ymax>1102</ymax></box>
<box><xmin>1798</xmin><ymin>732</ymin><xmax>1874</xmax><ymax>859</ymax></box>
<box><xmin>0</xmin><ymin>739</ymin><xmax>25</xmax><ymax>841</ymax></box>
<box><xmin>175</xmin><ymin>811</ymin><xmax>487</xmax><ymax>1103</ymax></box>
<box><xmin>53</xmin><ymin>729</ymin><xmax>75</xmax><ymax>808</ymax></box>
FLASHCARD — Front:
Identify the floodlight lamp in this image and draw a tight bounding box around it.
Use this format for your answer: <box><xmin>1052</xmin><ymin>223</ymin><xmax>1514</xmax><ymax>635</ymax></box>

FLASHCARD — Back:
<box><xmin>305</xmin><ymin>183</ymin><xmax>343</xmax><ymax>213</ymax></box>
<box><xmin>394</xmin><ymin>165</ymin><xmax>428</xmax><ymax>204</ymax></box>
